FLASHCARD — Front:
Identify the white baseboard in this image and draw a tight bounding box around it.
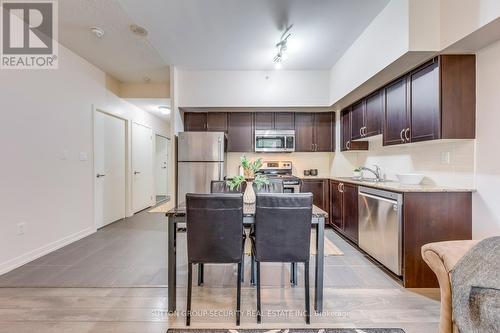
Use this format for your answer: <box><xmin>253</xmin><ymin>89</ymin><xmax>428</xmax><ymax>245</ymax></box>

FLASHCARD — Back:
<box><xmin>0</xmin><ymin>227</ymin><xmax>96</xmax><ymax>276</ymax></box>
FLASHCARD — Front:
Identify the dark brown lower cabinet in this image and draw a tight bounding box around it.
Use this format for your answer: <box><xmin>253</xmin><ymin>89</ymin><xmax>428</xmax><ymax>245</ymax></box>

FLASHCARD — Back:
<box><xmin>329</xmin><ymin>179</ymin><xmax>472</xmax><ymax>288</ymax></box>
<box><xmin>301</xmin><ymin>179</ymin><xmax>329</xmax><ymax>223</ymax></box>
<box><xmin>329</xmin><ymin>180</ymin><xmax>358</xmax><ymax>244</ymax></box>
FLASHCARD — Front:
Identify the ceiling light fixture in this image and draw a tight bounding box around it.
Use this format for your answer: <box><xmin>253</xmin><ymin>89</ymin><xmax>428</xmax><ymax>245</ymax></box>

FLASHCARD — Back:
<box><xmin>158</xmin><ymin>105</ymin><xmax>170</xmax><ymax>115</ymax></box>
<box><xmin>130</xmin><ymin>24</ymin><xmax>148</xmax><ymax>37</ymax></box>
<box><xmin>89</xmin><ymin>26</ymin><xmax>105</xmax><ymax>38</ymax></box>
<box><xmin>273</xmin><ymin>24</ymin><xmax>293</xmax><ymax>69</ymax></box>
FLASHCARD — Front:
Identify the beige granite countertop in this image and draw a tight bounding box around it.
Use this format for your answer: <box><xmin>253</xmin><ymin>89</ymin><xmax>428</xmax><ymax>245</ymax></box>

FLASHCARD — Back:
<box><xmin>329</xmin><ymin>177</ymin><xmax>476</xmax><ymax>193</ymax></box>
<box><xmin>300</xmin><ymin>176</ymin><xmax>476</xmax><ymax>193</ymax></box>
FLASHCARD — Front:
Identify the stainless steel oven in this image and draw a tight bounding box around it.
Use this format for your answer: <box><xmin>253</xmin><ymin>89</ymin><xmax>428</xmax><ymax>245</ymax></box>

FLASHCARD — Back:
<box><xmin>255</xmin><ymin>130</ymin><xmax>295</xmax><ymax>153</ymax></box>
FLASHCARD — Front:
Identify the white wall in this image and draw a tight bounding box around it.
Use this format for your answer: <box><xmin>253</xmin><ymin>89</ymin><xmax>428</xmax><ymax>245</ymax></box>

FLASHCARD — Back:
<box><xmin>440</xmin><ymin>0</ymin><xmax>500</xmax><ymax>48</ymax></box>
<box><xmin>329</xmin><ymin>0</ymin><xmax>410</xmax><ymax>105</ymax></box>
<box><xmin>178</xmin><ymin>70</ymin><xmax>330</xmax><ymax>107</ymax></box>
<box><xmin>473</xmin><ymin>39</ymin><xmax>500</xmax><ymax>239</ymax></box>
<box><xmin>0</xmin><ymin>44</ymin><xmax>169</xmax><ymax>275</ymax></box>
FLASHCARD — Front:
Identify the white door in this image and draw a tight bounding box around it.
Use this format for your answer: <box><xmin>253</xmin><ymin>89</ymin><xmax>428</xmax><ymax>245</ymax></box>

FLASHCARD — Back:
<box><xmin>94</xmin><ymin>111</ymin><xmax>126</xmax><ymax>228</ymax></box>
<box><xmin>132</xmin><ymin>122</ymin><xmax>153</xmax><ymax>212</ymax></box>
<box><xmin>155</xmin><ymin>135</ymin><xmax>169</xmax><ymax>197</ymax></box>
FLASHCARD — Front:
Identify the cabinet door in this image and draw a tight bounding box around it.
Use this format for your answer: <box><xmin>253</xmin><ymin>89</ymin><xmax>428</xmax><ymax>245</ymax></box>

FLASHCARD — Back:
<box><xmin>365</xmin><ymin>90</ymin><xmax>383</xmax><ymax>137</ymax></box>
<box><xmin>384</xmin><ymin>77</ymin><xmax>408</xmax><ymax>146</ymax></box>
<box><xmin>350</xmin><ymin>101</ymin><xmax>365</xmax><ymax>140</ymax></box>
<box><xmin>294</xmin><ymin>113</ymin><xmax>314</xmax><ymax>152</ymax></box>
<box><xmin>314</xmin><ymin>112</ymin><xmax>335</xmax><ymax>152</ymax></box>
<box><xmin>330</xmin><ymin>180</ymin><xmax>343</xmax><ymax>230</ymax></box>
<box><xmin>254</xmin><ymin>112</ymin><xmax>274</xmax><ymax>130</ymax></box>
<box><xmin>274</xmin><ymin>112</ymin><xmax>295</xmax><ymax>130</ymax></box>
<box><xmin>207</xmin><ymin>112</ymin><xmax>227</xmax><ymax>132</ymax></box>
<box><xmin>227</xmin><ymin>112</ymin><xmax>254</xmax><ymax>152</ymax></box>
<box><xmin>301</xmin><ymin>179</ymin><xmax>328</xmax><ymax>212</ymax></box>
<box><xmin>410</xmin><ymin>60</ymin><xmax>440</xmax><ymax>142</ymax></box>
<box><xmin>342</xmin><ymin>183</ymin><xmax>359</xmax><ymax>244</ymax></box>
<box><xmin>340</xmin><ymin>109</ymin><xmax>351</xmax><ymax>151</ymax></box>
<box><xmin>184</xmin><ymin>112</ymin><xmax>207</xmax><ymax>131</ymax></box>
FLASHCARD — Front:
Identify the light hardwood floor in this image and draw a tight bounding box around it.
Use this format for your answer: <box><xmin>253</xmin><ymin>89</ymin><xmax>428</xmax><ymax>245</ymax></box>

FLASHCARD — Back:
<box><xmin>0</xmin><ymin>210</ymin><xmax>441</xmax><ymax>332</ymax></box>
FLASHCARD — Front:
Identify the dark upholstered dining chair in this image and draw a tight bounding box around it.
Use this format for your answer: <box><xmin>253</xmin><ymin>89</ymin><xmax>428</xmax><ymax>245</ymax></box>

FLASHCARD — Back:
<box><xmin>185</xmin><ymin>193</ymin><xmax>244</xmax><ymax>326</ymax></box>
<box><xmin>251</xmin><ymin>193</ymin><xmax>313</xmax><ymax>324</ymax></box>
<box><xmin>253</xmin><ymin>178</ymin><xmax>284</xmax><ymax>193</ymax></box>
<box><xmin>210</xmin><ymin>180</ymin><xmax>246</xmax><ymax>193</ymax></box>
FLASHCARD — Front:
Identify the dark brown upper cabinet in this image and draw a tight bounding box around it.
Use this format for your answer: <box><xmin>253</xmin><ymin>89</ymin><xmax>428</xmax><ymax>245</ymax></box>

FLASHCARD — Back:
<box><xmin>274</xmin><ymin>112</ymin><xmax>295</xmax><ymax>130</ymax></box>
<box><xmin>314</xmin><ymin>112</ymin><xmax>335</xmax><ymax>152</ymax></box>
<box><xmin>384</xmin><ymin>55</ymin><xmax>476</xmax><ymax>146</ymax></box>
<box><xmin>364</xmin><ymin>90</ymin><xmax>383</xmax><ymax>137</ymax></box>
<box><xmin>184</xmin><ymin>112</ymin><xmax>207</xmax><ymax>131</ymax></box>
<box><xmin>254</xmin><ymin>112</ymin><xmax>295</xmax><ymax>131</ymax></box>
<box><xmin>350</xmin><ymin>101</ymin><xmax>365</xmax><ymax>140</ymax></box>
<box><xmin>295</xmin><ymin>112</ymin><xmax>335</xmax><ymax>152</ymax></box>
<box><xmin>384</xmin><ymin>77</ymin><xmax>409</xmax><ymax>146</ymax></box>
<box><xmin>227</xmin><ymin>112</ymin><xmax>254</xmax><ymax>152</ymax></box>
<box><xmin>254</xmin><ymin>112</ymin><xmax>274</xmax><ymax>130</ymax></box>
<box><xmin>206</xmin><ymin>112</ymin><xmax>227</xmax><ymax>132</ymax></box>
<box><xmin>341</xmin><ymin>108</ymin><xmax>369</xmax><ymax>152</ymax></box>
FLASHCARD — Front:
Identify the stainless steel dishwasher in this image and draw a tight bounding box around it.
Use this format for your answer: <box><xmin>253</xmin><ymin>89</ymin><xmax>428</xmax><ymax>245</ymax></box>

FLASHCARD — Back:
<box><xmin>358</xmin><ymin>186</ymin><xmax>403</xmax><ymax>275</ymax></box>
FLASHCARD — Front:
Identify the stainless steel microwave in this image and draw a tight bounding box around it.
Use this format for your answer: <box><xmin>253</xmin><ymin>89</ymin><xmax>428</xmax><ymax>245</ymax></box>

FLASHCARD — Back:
<box><xmin>254</xmin><ymin>130</ymin><xmax>295</xmax><ymax>153</ymax></box>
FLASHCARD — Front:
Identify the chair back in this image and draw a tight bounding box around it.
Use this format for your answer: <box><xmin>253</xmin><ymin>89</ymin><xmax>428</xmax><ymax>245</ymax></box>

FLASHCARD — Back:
<box><xmin>254</xmin><ymin>193</ymin><xmax>313</xmax><ymax>262</ymax></box>
<box><xmin>253</xmin><ymin>179</ymin><xmax>284</xmax><ymax>193</ymax></box>
<box><xmin>186</xmin><ymin>193</ymin><xmax>243</xmax><ymax>263</ymax></box>
<box><xmin>211</xmin><ymin>180</ymin><xmax>246</xmax><ymax>193</ymax></box>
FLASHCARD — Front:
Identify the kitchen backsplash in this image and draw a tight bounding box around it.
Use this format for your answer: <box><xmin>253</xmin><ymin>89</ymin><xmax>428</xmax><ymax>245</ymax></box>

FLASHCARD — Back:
<box><xmin>331</xmin><ymin>139</ymin><xmax>476</xmax><ymax>188</ymax></box>
<box><xmin>226</xmin><ymin>152</ymin><xmax>333</xmax><ymax>178</ymax></box>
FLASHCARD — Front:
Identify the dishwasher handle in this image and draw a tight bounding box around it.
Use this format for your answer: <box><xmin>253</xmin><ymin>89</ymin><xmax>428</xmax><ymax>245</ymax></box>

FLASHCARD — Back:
<box><xmin>359</xmin><ymin>191</ymin><xmax>399</xmax><ymax>205</ymax></box>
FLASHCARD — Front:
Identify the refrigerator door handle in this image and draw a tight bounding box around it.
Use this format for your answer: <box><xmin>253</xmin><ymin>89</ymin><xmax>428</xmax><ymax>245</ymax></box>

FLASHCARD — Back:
<box><xmin>218</xmin><ymin>136</ymin><xmax>223</xmax><ymax>180</ymax></box>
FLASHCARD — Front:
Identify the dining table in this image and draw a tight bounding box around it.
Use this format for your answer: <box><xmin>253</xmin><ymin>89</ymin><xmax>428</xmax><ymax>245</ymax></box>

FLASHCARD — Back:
<box><xmin>165</xmin><ymin>202</ymin><xmax>328</xmax><ymax>313</ymax></box>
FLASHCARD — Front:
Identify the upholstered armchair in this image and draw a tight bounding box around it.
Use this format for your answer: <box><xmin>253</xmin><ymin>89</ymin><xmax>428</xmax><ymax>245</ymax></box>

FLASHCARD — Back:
<box><xmin>421</xmin><ymin>240</ymin><xmax>480</xmax><ymax>333</ymax></box>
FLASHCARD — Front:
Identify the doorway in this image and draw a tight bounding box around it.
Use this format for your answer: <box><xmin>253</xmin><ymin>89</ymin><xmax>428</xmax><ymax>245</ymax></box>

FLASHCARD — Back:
<box><xmin>94</xmin><ymin>110</ymin><xmax>126</xmax><ymax>228</ymax></box>
<box><xmin>155</xmin><ymin>134</ymin><xmax>170</xmax><ymax>204</ymax></box>
<box><xmin>132</xmin><ymin>122</ymin><xmax>154</xmax><ymax>212</ymax></box>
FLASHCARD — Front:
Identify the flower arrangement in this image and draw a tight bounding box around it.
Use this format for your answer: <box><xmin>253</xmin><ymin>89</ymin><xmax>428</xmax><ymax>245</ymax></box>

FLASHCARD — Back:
<box><xmin>227</xmin><ymin>155</ymin><xmax>269</xmax><ymax>192</ymax></box>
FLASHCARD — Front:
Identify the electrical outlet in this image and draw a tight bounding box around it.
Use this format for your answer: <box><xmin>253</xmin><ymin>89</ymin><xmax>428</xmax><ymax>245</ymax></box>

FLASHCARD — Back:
<box><xmin>17</xmin><ymin>222</ymin><xmax>26</xmax><ymax>236</ymax></box>
<box><xmin>441</xmin><ymin>151</ymin><xmax>451</xmax><ymax>164</ymax></box>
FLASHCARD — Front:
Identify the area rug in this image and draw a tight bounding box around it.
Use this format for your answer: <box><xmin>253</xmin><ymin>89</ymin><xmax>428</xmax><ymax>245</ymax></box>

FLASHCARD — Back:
<box><xmin>168</xmin><ymin>329</ymin><xmax>404</xmax><ymax>333</ymax></box>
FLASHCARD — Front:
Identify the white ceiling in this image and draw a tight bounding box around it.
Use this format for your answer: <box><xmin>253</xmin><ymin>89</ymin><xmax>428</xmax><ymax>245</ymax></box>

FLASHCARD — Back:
<box><xmin>125</xmin><ymin>98</ymin><xmax>171</xmax><ymax>120</ymax></box>
<box><xmin>58</xmin><ymin>0</ymin><xmax>169</xmax><ymax>83</ymax></box>
<box><xmin>118</xmin><ymin>0</ymin><xmax>390</xmax><ymax>70</ymax></box>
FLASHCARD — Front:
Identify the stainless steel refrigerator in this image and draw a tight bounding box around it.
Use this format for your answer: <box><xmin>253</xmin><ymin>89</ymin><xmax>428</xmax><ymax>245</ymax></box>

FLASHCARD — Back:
<box><xmin>177</xmin><ymin>132</ymin><xmax>226</xmax><ymax>205</ymax></box>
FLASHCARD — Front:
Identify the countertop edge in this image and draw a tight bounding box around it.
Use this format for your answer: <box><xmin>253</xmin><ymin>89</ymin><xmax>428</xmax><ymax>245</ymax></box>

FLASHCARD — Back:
<box><xmin>301</xmin><ymin>176</ymin><xmax>476</xmax><ymax>193</ymax></box>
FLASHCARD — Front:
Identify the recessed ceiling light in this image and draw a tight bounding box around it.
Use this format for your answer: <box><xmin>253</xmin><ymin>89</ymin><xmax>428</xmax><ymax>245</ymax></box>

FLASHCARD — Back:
<box><xmin>143</xmin><ymin>77</ymin><xmax>151</xmax><ymax>83</ymax></box>
<box><xmin>158</xmin><ymin>105</ymin><xmax>170</xmax><ymax>115</ymax></box>
<box><xmin>130</xmin><ymin>24</ymin><xmax>148</xmax><ymax>37</ymax></box>
<box><xmin>89</xmin><ymin>26</ymin><xmax>105</xmax><ymax>38</ymax></box>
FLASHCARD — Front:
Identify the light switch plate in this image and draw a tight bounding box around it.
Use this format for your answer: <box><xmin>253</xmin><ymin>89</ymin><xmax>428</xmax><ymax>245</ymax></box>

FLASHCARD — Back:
<box><xmin>441</xmin><ymin>151</ymin><xmax>451</xmax><ymax>164</ymax></box>
<box><xmin>79</xmin><ymin>152</ymin><xmax>88</xmax><ymax>161</ymax></box>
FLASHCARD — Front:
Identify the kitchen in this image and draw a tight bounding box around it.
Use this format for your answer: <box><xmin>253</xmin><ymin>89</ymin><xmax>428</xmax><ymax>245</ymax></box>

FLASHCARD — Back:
<box><xmin>178</xmin><ymin>53</ymin><xmax>475</xmax><ymax>289</ymax></box>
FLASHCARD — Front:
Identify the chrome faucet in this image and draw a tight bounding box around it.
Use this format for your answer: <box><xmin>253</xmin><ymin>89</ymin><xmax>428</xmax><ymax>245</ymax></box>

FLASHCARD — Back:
<box><xmin>360</xmin><ymin>165</ymin><xmax>383</xmax><ymax>182</ymax></box>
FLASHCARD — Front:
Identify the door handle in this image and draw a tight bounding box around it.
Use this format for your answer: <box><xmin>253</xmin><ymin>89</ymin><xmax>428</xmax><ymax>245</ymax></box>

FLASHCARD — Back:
<box><xmin>400</xmin><ymin>129</ymin><xmax>405</xmax><ymax>143</ymax></box>
<box><xmin>134</xmin><ymin>171</ymin><xmax>141</xmax><ymax>175</ymax></box>
<box><xmin>96</xmin><ymin>174</ymin><xmax>106</xmax><ymax>178</ymax></box>
<box><xmin>405</xmin><ymin>128</ymin><xmax>410</xmax><ymax>142</ymax></box>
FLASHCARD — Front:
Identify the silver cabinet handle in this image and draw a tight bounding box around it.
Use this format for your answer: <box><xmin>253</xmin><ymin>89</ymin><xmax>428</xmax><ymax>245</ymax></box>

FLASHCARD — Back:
<box><xmin>96</xmin><ymin>174</ymin><xmax>106</xmax><ymax>178</ymax></box>
<box><xmin>363</xmin><ymin>126</ymin><xmax>367</xmax><ymax>137</ymax></box>
<box><xmin>405</xmin><ymin>128</ymin><xmax>410</xmax><ymax>142</ymax></box>
<box><xmin>315</xmin><ymin>143</ymin><xmax>318</xmax><ymax>151</ymax></box>
<box><xmin>360</xmin><ymin>127</ymin><xmax>363</xmax><ymax>137</ymax></box>
<box><xmin>400</xmin><ymin>129</ymin><xmax>405</xmax><ymax>143</ymax></box>
<box><xmin>311</xmin><ymin>143</ymin><xmax>314</xmax><ymax>151</ymax></box>
<box><xmin>339</xmin><ymin>183</ymin><xmax>344</xmax><ymax>193</ymax></box>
